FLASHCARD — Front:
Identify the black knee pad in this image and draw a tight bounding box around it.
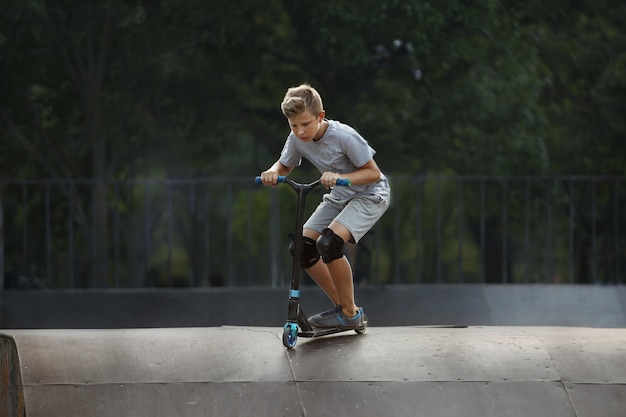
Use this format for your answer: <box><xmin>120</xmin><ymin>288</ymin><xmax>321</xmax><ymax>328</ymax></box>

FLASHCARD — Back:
<box><xmin>288</xmin><ymin>236</ymin><xmax>320</xmax><ymax>269</ymax></box>
<box><xmin>316</xmin><ymin>228</ymin><xmax>345</xmax><ymax>264</ymax></box>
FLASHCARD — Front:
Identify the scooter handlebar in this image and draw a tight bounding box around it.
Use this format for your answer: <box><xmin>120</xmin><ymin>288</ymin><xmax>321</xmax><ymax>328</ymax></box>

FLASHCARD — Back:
<box><xmin>255</xmin><ymin>176</ymin><xmax>287</xmax><ymax>184</ymax></box>
<box><xmin>334</xmin><ymin>178</ymin><xmax>352</xmax><ymax>187</ymax></box>
<box><xmin>255</xmin><ymin>176</ymin><xmax>351</xmax><ymax>187</ymax></box>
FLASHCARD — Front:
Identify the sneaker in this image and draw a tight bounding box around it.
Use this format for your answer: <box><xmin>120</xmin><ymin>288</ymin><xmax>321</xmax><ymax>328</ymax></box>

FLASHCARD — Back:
<box><xmin>308</xmin><ymin>305</ymin><xmax>365</xmax><ymax>329</ymax></box>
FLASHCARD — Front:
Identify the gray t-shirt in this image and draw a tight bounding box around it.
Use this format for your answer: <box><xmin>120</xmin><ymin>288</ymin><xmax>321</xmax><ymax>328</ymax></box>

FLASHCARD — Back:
<box><xmin>279</xmin><ymin>119</ymin><xmax>390</xmax><ymax>203</ymax></box>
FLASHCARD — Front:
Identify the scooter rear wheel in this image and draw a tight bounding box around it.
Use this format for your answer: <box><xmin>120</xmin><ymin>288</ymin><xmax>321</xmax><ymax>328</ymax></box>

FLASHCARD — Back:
<box><xmin>355</xmin><ymin>312</ymin><xmax>368</xmax><ymax>334</ymax></box>
<box><xmin>355</xmin><ymin>324</ymin><xmax>367</xmax><ymax>334</ymax></box>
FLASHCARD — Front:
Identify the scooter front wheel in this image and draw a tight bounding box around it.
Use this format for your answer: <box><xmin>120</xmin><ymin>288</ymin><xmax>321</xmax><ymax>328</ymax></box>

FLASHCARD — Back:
<box><xmin>282</xmin><ymin>323</ymin><xmax>298</xmax><ymax>349</ymax></box>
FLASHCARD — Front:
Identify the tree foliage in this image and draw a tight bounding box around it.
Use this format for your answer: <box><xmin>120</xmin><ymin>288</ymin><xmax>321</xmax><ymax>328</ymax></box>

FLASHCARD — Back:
<box><xmin>1</xmin><ymin>0</ymin><xmax>624</xmax><ymax>179</ymax></box>
<box><xmin>1</xmin><ymin>1</ymin><xmax>624</xmax><ymax>287</ymax></box>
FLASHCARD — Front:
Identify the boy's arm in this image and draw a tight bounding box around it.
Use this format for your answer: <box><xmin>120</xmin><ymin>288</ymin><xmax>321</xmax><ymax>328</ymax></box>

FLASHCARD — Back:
<box><xmin>260</xmin><ymin>161</ymin><xmax>293</xmax><ymax>186</ymax></box>
<box><xmin>320</xmin><ymin>159</ymin><xmax>381</xmax><ymax>188</ymax></box>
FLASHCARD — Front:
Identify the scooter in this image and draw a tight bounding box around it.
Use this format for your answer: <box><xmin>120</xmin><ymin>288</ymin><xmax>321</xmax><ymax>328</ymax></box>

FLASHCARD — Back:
<box><xmin>256</xmin><ymin>175</ymin><xmax>367</xmax><ymax>348</ymax></box>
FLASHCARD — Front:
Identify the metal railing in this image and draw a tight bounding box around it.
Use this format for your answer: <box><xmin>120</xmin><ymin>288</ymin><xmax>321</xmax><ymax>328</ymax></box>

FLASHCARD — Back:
<box><xmin>1</xmin><ymin>176</ymin><xmax>624</xmax><ymax>289</ymax></box>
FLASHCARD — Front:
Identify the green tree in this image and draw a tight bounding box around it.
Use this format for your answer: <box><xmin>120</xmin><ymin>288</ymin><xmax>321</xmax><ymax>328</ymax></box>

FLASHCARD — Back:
<box><xmin>1</xmin><ymin>1</ymin><xmax>623</xmax><ymax>286</ymax></box>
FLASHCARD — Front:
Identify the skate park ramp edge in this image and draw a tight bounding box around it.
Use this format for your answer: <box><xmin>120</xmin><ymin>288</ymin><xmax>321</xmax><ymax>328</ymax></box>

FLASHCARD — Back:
<box><xmin>2</xmin><ymin>326</ymin><xmax>626</xmax><ymax>417</ymax></box>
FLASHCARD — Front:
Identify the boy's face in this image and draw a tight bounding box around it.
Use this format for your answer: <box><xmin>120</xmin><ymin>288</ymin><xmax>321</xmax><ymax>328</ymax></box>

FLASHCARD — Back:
<box><xmin>287</xmin><ymin>110</ymin><xmax>325</xmax><ymax>142</ymax></box>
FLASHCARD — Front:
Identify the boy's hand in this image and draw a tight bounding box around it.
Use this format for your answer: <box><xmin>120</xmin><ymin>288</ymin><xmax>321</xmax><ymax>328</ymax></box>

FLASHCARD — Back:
<box><xmin>320</xmin><ymin>172</ymin><xmax>341</xmax><ymax>189</ymax></box>
<box><xmin>259</xmin><ymin>171</ymin><xmax>280</xmax><ymax>187</ymax></box>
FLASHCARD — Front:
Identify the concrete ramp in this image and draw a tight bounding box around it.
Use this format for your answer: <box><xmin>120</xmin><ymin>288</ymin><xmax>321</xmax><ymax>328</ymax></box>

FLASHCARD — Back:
<box><xmin>2</xmin><ymin>327</ymin><xmax>625</xmax><ymax>417</ymax></box>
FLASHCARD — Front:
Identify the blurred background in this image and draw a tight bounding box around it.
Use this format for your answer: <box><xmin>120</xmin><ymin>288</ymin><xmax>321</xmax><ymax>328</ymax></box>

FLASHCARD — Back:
<box><xmin>0</xmin><ymin>1</ymin><xmax>624</xmax><ymax>327</ymax></box>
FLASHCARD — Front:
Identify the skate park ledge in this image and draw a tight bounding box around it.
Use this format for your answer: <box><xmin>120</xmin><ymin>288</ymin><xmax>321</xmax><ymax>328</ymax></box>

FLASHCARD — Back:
<box><xmin>1</xmin><ymin>284</ymin><xmax>626</xmax><ymax>416</ymax></box>
<box><xmin>1</xmin><ymin>326</ymin><xmax>626</xmax><ymax>417</ymax></box>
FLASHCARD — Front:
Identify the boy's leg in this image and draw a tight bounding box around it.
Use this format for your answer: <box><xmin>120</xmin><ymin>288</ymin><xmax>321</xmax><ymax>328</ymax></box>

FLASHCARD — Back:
<box><xmin>302</xmin><ymin>225</ymin><xmax>358</xmax><ymax>316</ymax></box>
<box><xmin>324</xmin><ymin>222</ymin><xmax>358</xmax><ymax>317</ymax></box>
<box><xmin>325</xmin><ymin>256</ymin><xmax>357</xmax><ymax>317</ymax></box>
<box><xmin>305</xmin><ymin>196</ymin><xmax>387</xmax><ymax>328</ymax></box>
<box><xmin>306</xmin><ymin>223</ymin><xmax>365</xmax><ymax>329</ymax></box>
<box><xmin>302</xmin><ymin>229</ymin><xmax>340</xmax><ymax>305</ymax></box>
<box><xmin>325</xmin><ymin>196</ymin><xmax>389</xmax><ymax>315</ymax></box>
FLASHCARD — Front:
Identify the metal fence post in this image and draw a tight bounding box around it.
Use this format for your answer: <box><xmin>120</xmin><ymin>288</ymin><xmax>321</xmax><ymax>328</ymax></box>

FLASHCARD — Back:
<box><xmin>270</xmin><ymin>189</ymin><xmax>281</xmax><ymax>287</ymax></box>
<box><xmin>0</xmin><ymin>182</ymin><xmax>4</xmax><ymax>291</ymax></box>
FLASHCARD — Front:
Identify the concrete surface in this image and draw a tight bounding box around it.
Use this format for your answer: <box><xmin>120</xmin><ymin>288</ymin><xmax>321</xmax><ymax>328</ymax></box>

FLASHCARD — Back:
<box><xmin>2</xmin><ymin>326</ymin><xmax>626</xmax><ymax>417</ymax></box>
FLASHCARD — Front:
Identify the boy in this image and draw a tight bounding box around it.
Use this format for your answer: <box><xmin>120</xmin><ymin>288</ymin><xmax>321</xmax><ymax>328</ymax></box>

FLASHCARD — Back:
<box><xmin>259</xmin><ymin>84</ymin><xmax>390</xmax><ymax>329</ymax></box>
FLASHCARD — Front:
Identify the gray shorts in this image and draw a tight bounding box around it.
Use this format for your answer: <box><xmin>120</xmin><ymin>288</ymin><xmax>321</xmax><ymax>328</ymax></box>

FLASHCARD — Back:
<box><xmin>303</xmin><ymin>193</ymin><xmax>390</xmax><ymax>243</ymax></box>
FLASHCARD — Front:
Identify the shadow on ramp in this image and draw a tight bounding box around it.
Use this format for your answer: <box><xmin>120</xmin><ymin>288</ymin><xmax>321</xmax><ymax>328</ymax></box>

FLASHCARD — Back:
<box><xmin>2</xmin><ymin>327</ymin><xmax>625</xmax><ymax>417</ymax></box>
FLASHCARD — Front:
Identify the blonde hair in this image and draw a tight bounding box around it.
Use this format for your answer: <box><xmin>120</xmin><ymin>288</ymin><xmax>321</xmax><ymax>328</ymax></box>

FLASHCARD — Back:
<box><xmin>281</xmin><ymin>84</ymin><xmax>324</xmax><ymax>117</ymax></box>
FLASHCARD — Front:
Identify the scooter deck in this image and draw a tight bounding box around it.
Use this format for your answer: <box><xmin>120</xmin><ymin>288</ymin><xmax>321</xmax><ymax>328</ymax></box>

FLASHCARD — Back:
<box><xmin>298</xmin><ymin>327</ymin><xmax>354</xmax><ymax>338</ymax></box>
<box><xmin>295</xmin><ymin>308</ymin><xmax>368</xmax><ymax>338</ymax></box>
